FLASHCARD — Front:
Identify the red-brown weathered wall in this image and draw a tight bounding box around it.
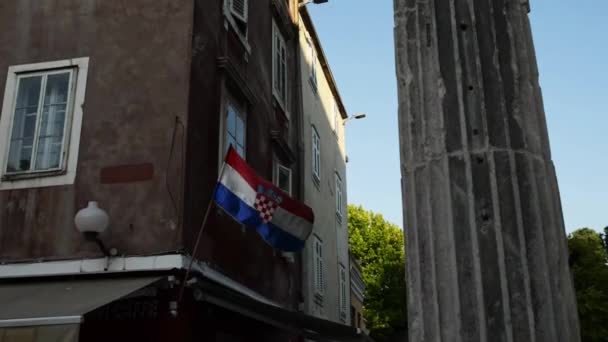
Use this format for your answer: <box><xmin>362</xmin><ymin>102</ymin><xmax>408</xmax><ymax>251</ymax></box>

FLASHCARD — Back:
<box><xmin>0</xmin><ymin>0</ymin><xmax>193</xmax><ymax>260</ymax></box>
<box><xmin>184</xmin><ymin>0</ymin><xmax>301</xmax><ymax>306</ymax></box>
<box><xmin>0</xmin><ymin>0</ymin><xmax>301</xmax><ymax>310</ymax></box>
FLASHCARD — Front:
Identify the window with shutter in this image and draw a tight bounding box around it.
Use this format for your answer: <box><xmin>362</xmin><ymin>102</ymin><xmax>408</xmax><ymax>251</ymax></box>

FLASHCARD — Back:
<box><xmin>272</xmin><ymin>20</ymin><xmax>288</xmax><ymax>111</ymax></box>
<box><xmin>313</xmin><ymin>237</ymin><xmax>324</xmax><ymax>298</ymax></box>
<box><xmin>312</xmin><ymin>126</ymin><xmax>321</xmax><ymax>182</ymax></box>
<box><xmin>309</xmin><ymin>39</ymin><xmax>318</xmax><ymax>92</ymax></box>
<box><xmin>230</xmin><ymin>0</ymin><xmax>248</xmax><ymax>23</ymax></box>
<box><xmin>339</xmin><ymin>264</ymin><xmax>347</xmax><ymax>321</ymax></box>
<box><xmin>335</xmin><ymin>173</ymin><xmax>343</xmax><ymax>221</ymax></box>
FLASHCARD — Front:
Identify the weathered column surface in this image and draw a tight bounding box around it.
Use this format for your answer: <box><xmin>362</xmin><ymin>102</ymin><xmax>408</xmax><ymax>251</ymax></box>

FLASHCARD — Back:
<box><xmin>394</xmin><ymin>1</ymin><xmax>580</xmax><ymax>341</ymax></box>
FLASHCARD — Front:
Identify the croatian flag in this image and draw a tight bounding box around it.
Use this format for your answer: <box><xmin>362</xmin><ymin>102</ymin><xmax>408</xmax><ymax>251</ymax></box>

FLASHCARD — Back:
<box><xmin>213</xmin><ymin>147</ymin><xmax>314</xmax><ymax>252</ymax></box>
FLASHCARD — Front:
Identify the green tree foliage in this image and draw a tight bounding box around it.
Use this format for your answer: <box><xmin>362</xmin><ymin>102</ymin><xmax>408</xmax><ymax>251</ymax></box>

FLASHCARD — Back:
<box><xmin>568</xmin><ymin>228</ymin><xmax>608</xmax><ymax>342</ymax></box>
<box><xmin>348</xmin><ymin>204</ymin><xmax>407</xmax><ymax>341</ymax></box>
<box><xmin>601</xmin><ymin>226</ymin><xmax>608</xmax><ymax>256</ymax></box>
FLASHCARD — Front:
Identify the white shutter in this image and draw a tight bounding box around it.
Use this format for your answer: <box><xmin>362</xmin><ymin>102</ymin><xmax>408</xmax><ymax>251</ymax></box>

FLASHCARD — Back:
<box><xmin>230</xmin><ymin>0</ymin><xmax>248</xmax><ymax>22</ymax></box>
<box><xmin>339</xmin><ymin>266</ymin><xmax>347</xmax><ymax>317</ymax></box>
<box><xmin>312</xmin><ymin>127</ymin><xmax>321</xmax><ymax>180</ymax></box>
<box><xmin>313</xmin><ymin>238</ymin><xmax>324</xmax><ymax>296</ymax></box>
<box><xmin>272</xmin><ymin>20</ymin><xmax>289</xmax><ymax>109</ymax></box>
<box><xmin>319</xmin><ymin>243</ymin><xmax>324</xmax><ymax>294</ymax></box>
<box><xmin>316</xmin><ymin>257</ymin><xmax>320</xmax><ymax>291</ymax></box>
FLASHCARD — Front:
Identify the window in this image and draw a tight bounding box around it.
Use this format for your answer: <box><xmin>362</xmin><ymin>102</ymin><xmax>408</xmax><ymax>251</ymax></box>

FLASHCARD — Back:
<box><xmin>333</xmin><ymin>101</ymin><xmax>340</xmax><ymax>133</ymax></box>
<box><xmin>309</xmin><ymin>39</ymin><xmax>318</xmax><ymax>91</ymax></box>
<box><xmin>335</xmin><ymin>173</ymin><xmax>343</xmax><ymax>221</ymax></box>
<box><xmin>224</xmin><ymin>102</ymin><xmax>246</xmax><ymax>159</ymax></box>
<box><xmin>313</xmin><ymin>236</ymin><xmax>324</xmax><ymax>297</ymax></box>
<box><xmin>339</xmin><ymin>264</ymin><xmax>347</xmax><ymax>321</ymax></box>
<box><xmin>272</xmin><ymin>20</ymin><xmax>288</xmax><ymax>110</ymax></box>
<box><xmin>5</xmin><ymin>70</ymin><xmax>73</xmax><ymax>175</ymax></box>
<box><xmin>0</xmin><ymin>58</ymin><xmax>89</xmax><ymax>190</ymax></box>
<box><xmin>274</xmin><ymin>163</ymin><xmax>292</xmax><ymax>195</ymax></box>
<box><xmin>229</xmin><ymin>0</ymin><xmax>248</xmax><ymax>36</ymax></box>
<box><xmin>312</xmin><ymin>126</ymin><xmax>320</xmax><ymax>182</ymax></box>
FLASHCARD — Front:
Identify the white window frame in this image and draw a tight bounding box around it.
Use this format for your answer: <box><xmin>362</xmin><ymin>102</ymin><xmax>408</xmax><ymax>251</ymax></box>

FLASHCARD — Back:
<box><xmin>5</xmin><ymin>69</ymin><xmax>75</xmax><ymax>176</ymax></box>
<box><xmin>274</xmin><ymin>163</ymin><xmax>292</xmax><ymax>195</ymax></box>
<box><xmin>308</xmin><ymin>38</ymin><xmax>318</xmax><ymax>92</ymax></box>
<box><xmin>272</xmin><ymin>20</ymin><xmax>288</xmax><ymax>114</ymax></box>
<box><xmin>339</xmin><ymin>263</ymin><xmax>347</xmax><ymax>321</ymax></box>
<box><xmin>313</xmin><ymin>236</ymin><xmax>324</xmax><ymax>297</ymax></box>
<box><xmin>0</xmin><ymin>57</ymin><xmax>89</xmax><ymax>190</ymax></box>
<box><xmin>335</xmin><ymin>173</ymin><xmax>343</xmax><ymax>221</ymax></box>
<box><xmin>312</xmin><ymin>126</ymin><xmax>321</xmax><ymax>183</ymax></box>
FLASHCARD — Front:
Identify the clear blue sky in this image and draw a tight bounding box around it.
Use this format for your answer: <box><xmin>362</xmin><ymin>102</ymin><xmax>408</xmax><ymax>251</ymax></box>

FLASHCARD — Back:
<box><xmin>309</xmin><ymin>1</ymin><xmax>607</xmax><ymax>233</ymax></box>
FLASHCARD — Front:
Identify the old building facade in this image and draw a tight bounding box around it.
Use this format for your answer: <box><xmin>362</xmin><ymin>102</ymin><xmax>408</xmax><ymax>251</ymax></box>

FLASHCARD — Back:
<box><xmin>297</xmin><ymin>7</ymin><xmax>351</xmax><ymax>325</ymax></box>
<box><xmin>0</xmin><ymin>1</ymin><xmax>361</xmax><ymax>341</ymax></box>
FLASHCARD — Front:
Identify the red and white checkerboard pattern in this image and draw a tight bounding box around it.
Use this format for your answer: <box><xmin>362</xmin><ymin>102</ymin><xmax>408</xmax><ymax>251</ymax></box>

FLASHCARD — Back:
<box><xmin>254</xmin><ymin>194</ymin><xmax>280</xmax><ymax>223</ymax></box>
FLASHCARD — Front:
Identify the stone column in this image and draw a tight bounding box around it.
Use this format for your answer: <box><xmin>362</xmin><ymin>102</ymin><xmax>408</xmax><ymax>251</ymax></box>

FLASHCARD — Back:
<box><xmin>394</xmin><ymin>1</ymin><xmax>580</xmax><ymax>341</ymax></box>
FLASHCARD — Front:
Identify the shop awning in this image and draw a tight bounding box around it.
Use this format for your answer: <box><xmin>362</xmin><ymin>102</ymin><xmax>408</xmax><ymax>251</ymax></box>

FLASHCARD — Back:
<box><xmin>0</xmin><ymin>276</ymin><xmax>161</xmax><ymax>328</ymax></box>
<box><xmin>193</xmin><ymin>277</ymin><xmax>373</xmax><ymax>342</ymax></box>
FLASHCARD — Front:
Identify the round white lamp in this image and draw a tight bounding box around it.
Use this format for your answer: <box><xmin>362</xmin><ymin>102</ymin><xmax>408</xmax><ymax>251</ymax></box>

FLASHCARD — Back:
<box><xmin>75</xmin><ymin>201</ymin><xmax>111</xmax><ymax>256</ymax></box>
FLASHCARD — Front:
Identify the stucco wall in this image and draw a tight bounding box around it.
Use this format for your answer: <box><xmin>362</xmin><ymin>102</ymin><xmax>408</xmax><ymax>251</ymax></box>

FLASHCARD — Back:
<box><xmin>298</xmin><ymin>14</ymin><xmax>350</xmax><ymax>324</ymax></box>
<box><xmin>0</xmin><ymin>0</ymin><xmax>193</xmax><ymax>260</ymax></box>
<box><xmin>0</xmin><ymin>0</ymin><xmax>304</xmax><ymax>310</ymax></box>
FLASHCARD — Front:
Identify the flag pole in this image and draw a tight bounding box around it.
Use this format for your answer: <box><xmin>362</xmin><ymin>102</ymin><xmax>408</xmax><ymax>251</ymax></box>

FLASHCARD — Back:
<box><xmin>177</xmin><ymin>157</ymin><xmax>228</xmax><ymax>303</ymax></box>
<box><xmin>177</xmin><ymin>198</ymin><xmax>214</xmax><ymax>302</ymax></box>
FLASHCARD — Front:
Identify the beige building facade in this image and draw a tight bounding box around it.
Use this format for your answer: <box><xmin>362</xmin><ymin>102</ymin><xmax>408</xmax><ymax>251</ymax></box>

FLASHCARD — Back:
<box><xmin>298</xmin><ymin>7</ymin><xmax>351</xmax><ymax>325</ymax></box>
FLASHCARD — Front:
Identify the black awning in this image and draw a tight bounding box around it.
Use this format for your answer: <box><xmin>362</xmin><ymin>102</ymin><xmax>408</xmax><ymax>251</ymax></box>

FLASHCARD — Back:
<box><xmin>193</xmin><ymin>277</ymin><xmax>372</xmax><ymax>342</ymax></box>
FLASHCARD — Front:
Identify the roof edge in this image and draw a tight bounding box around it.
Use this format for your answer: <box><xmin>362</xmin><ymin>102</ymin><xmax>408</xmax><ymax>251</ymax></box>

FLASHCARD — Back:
<box><xmin>299</xmin><ymin>6</ymin><xmax>349</xmax><ymax>119</ymax></box>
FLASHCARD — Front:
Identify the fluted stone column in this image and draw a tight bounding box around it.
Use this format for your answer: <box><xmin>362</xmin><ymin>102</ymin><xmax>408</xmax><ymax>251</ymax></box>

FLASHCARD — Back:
<box><xmin>394</xmin><ymin>1</ymin><xmax>580</xmax><ymax>341</ymax></box>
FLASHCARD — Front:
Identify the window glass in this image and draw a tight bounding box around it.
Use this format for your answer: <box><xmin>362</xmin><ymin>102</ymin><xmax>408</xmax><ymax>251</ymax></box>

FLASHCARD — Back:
<box><xmin>225</xmin><ymin>103</ymin><xmax>246</xmax><ymax>158</ymax></box>
<box><xmin>6</xmin><ymin>71</ymin><xmax>72</xmax><ymax>174</ymax></box>
<box><xmin>7</xmin><ymin>76</ymin><xmax>41</xmax><ymax>173</ymax></box>
<box><xmin>276</xmin><ymin>164</ymin><xmax>291</xmax><ymax>195</ymax></box>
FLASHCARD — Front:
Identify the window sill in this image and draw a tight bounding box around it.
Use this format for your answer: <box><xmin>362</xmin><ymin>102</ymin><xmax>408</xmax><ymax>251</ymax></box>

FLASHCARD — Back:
<box><xmin>0</xmin><ymin>167</ymin><xmax>75</xmax><ymax>190</ymax></box>
<box><xmin>2</xmin><ymin>169</ymin><xmax>67</xmax><ymax>182</ymax></box>
<box><xmin>336</xmin><ymin>213</ymin><xmax>343</xmax><ymax>224</ymax></box>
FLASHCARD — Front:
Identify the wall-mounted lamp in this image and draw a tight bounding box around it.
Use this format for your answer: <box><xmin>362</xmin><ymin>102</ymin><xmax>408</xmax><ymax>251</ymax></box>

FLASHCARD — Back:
<box><xmin>343</xmin><ymin>113</ymin><xmax>367</xmax><ymax>125</ymax></box>
<box><xmin>75</xmin><ymin>201</ymin><xmax>112</xmax><ymax>257</ymax></box>
<box><xmin>299</xmin><ymin>0</ymin><xmax>329</xmax><ymax>8</ymax></box>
